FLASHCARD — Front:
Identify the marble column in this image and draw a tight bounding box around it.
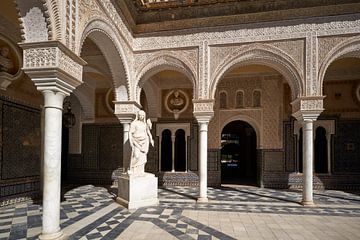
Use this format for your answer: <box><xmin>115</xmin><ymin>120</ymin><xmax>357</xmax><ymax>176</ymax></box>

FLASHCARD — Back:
<box><xmin>198</xmin><ymin>121</ymin><xmax>209</xmax><ymax>202</ymax></box>
<box><xmin>291</xmin><ymin>97</ymin><xmax>323</xmax><ymax>206</ymax></box>
<box><xmin>171</xmin><ymin>134</ymin><xmax>175</xmax><ymax>172</ymax></box>
<box><xmin>119</xmin><ymin>120</ymin><xmax>132</xmax><ymax>172</ymax></box>
<box><xmin>302</xmin><ymin>119</ymin><xmax>315</xmax><ymax>206</ymax></box>
<box><xmin>39</xmin><ymin>90</ymin><xmax>66</xmax><ymax>239</ymax></box>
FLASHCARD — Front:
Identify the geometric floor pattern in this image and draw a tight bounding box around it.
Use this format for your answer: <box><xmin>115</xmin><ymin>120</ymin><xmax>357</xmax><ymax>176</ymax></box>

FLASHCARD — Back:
<box><xmin>0</xmin><ymin>185</ymin><xmax>360</xmax><ymax>239</ymax></box>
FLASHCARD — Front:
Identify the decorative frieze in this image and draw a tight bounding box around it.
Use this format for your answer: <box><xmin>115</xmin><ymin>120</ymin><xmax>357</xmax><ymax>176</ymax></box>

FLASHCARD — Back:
<box><xmin>22</xmin><ymin>7</ymin><xmax>49</xmax><ymax>42</ymax></box>
<box><xmin>20</xmin><ymin>41</ymin><xmax>86</xmax><ymax>94</ymax></box>
<box><xmin>291</xmin><ymin>97</ymin><xmax>324</xmax><ymax>121</ymax></box>
<box><xmin>114</xmin><ymin>101</ymin><xmax>141</xmax><ymax>121</ymax></box>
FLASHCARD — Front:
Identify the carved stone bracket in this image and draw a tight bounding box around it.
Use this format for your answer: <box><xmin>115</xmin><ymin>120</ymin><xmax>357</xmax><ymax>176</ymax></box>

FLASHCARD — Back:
<box><xmin>291</xmin><ymin>96</ymin><xmax>324</xmax><ymax>121</ymax></box>
<box><xmin>193</xmin><ymin>99</ymin><xmax>214</xmax><ymax>123</ymax></box>
<box><xmin>19</xmin><ymin>41</ymin><xmax>86</xmax><ymax>95</ymax></box>
<box><xmin>114</xmin><ymin>101</ymin><xmax>141</xmax><ymax>121</ymax></box>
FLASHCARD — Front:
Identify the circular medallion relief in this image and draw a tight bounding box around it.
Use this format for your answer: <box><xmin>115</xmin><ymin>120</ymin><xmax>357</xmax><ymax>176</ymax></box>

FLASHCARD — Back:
<box><xmin>165</xmin><ymin>89</ymin><xmax>189</xmax><ymax>116</ymax></box>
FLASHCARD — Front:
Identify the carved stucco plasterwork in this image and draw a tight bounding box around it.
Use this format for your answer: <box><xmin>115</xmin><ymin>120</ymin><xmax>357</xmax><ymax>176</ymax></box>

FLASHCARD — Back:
<box><xmin>132</xmin><ymin>16</ymin><xmax>360</xmax><ymax>51</ymax></box>
<box><xmin>209</xmin><ymin>43</ymin><xmax>303</xmax><ymax>99</ymax></box>
<box><xmin>305</xmin><ymin>35</ymin><xmax>318</xmax><ymax>96</ymax></box>
<box><xmin>269</xmin><ymin>39</ymin><xmax>305</xmax><ymax>72</ymax></box>
<box><xmin>199</xmin><ymin>41</ymin><xmax>209</xmax><ymax>99</ymax></box>
<box><xmin>134</xmin><ymin>49</ymin><xmax>198</xmax><ymax>82</ymax></box>
<box><xmin>291</xmin><ymin>97</ymin><xmax>324</xmax><ymax>121</ymax></box>
<box><xmin>23</xmin><ymin>46</ymin><xmax>83</xmax><ymax>83</ymax></box>
<box><xmin>318</xmin><ymin>35</ymin><xmax>354</xmax><ymax>67</ymax></box>
<box><xmin>79</xmin><ymin>19</ymin><xmax>133</xmax><ymax>101</ymax></box>
<box><xmin>22</xmin><ymin>7</ymin><xmax>49</xmax><ymax>42</ymax></box>
<box><xmin>134</xmin><ymin>50</ymin><xmax>198</xmax><ymax>101</ymax></box>
<box><xmin>209</xmin><ymin>76</ymin><xmax>282</xmax><ymax>150</ymax></box>
<box><xmin>42</xmin><ymin>0</ymin><xmax>62</xmax><ymax>41</ymax></box>
<box><xmin>318</xmin><ymin>36</ymin><xmax>360</xmax><ymax>95</ymax></box>
<box><xmin>97</xmin><ymin>0</ymin><xmax>133</xmax><ymax>47</ymax></box>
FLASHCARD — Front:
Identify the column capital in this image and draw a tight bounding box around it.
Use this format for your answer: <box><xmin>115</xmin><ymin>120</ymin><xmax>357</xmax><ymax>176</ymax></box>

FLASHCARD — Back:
<box><xmin>114</xmin><ymin>101</ymin><xmax>141</xmax><ymax>121</ymax></box>
<box><xmin>291</xmin><ymin>96</ymin><xmax>324</xmax><ymax>122</ymax></box>
<box><xmin>193</xmin><ymin>99</ymin><xmax>214</xmax><ymax>123</ymax></box>
<box><xmin>19</xmin><ymin>41</ymin><xmax>86</xmax><ymax>95</ymax></box>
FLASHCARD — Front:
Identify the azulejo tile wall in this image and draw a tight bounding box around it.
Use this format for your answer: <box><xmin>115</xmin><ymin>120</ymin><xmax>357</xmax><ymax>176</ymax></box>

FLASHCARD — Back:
<box><xmin>0</xmin><ymin>96</ymin><xmax>41</xmax><ymax>206</ymax></box>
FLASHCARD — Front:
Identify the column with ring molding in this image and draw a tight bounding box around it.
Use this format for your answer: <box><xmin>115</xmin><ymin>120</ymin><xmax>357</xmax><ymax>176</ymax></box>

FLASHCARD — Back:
<box><xmin>193</xmin><ymin>100</ymin><xmax>214</xmax><ymax>203</ymax></box>
<box><xmin>20</xmin><ymin>41</ymin><xmax>85</xmax><ymax>239</ymax></box>
<box><xmin>292</xmin><ymin>97</ymin><xmax>323</xmax><ymax>206</ymax></box>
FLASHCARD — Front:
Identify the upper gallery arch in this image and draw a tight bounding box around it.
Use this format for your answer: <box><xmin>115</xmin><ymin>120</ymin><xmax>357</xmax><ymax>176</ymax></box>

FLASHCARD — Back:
<box><xmin>79</xmin><ymin>19</ymin><xmax>132</xmax><ymax>101</ymax></box>
<box><xmin>210</xmin><ymin>43</ymin><xmax>303</xmax><ymax>100</ymax></box>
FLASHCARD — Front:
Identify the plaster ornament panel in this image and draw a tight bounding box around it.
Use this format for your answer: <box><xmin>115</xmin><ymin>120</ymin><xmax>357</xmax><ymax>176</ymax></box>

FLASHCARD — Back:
<box><xmin>96</xmin><ymin>0</ymin><xmax>133</xmax><ymax>48</ymax></box>
<box><xmin>164</xmin><ymin>89</ymin><xmax>189</xmax><ymax>120</ymax></box>
<box><xmin>24</xmin><ymin>46</ymin><xmax>82</xmax><ymax>81</ymax></box>
<box><xmin>59</xmin><ymin>51</ymin><xmax>82</xmax><ymax>81</ymax></box>
<box><xmin>210</xmin><ymin>43</ymin><xmax>302</xmax><ymax>99</ymax></box>
<box><xmin>193</xmin><ymin>100</ymin><xmax>214</xmax><ymax>113</ymax></box>
<box><xmin>114</xmin><ymin>101</ymin><xmax>141</xmax><ymax>121</ymax></box>
<box><xmin>21</xmin><ymin>42</ymin><xmax>85</xmax><ymax>93</ymax></box>
<box><xmin>134</xmin><ymin>49</ymin><xmax>198</xmax><ymax>82</ymax></box>
<box><xmin>270</xmin><ymin>39</ymin><xmax>305</xmax><ymax>71</ymax></box>
<box><xmin>318</xmin><ymin>36</ymin><xmax>360</xmax><ymax>95</ymax></box>
<box><xmin>318</xmin><ymin>35</ymin><xmax>354</xmax><ymax>67</ymax></box>
<box><xmin>304</xmin><ymin>35</ymin><xmax>316</xmax><ymax>96</ymax></box>
<box><xmin>291</xmin><ymin>97</ymin><xmax>324</xmax><ymax>121</ymax></box>
<box><xmin>132</xmin><ymin>16</ymin><xmax>360</xmax><ymax>51</ymax></box>
<box><xmin>22</xmin><ymin>7</ymin><xmax>49</xmax><ymax>42</ymax></box>
<box><xmin>135</xmin><ymin>51</ymin><xmax>198</xmax><ymax>101</ymax></box>
<box><xmin>199</xmin><ymin>40</ymin><xmax>209</xmax><ymax>99</ymax></box>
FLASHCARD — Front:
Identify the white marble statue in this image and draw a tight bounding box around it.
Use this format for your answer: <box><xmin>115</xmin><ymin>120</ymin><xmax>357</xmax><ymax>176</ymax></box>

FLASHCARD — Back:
<box><xmin>0</xmin><ymin>46</ymin><xmax>13</xmax><ymax>73</ymax></box>
<box><xmin>128</xmin><ymin>110</ymin><xmax>154</xmax><ymax>176</ymax></box>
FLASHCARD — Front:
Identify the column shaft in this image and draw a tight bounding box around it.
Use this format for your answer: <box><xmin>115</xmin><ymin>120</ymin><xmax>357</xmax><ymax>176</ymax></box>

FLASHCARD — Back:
<box><xmin>40</xmin><ymin>90</ymin><xmax>65</xmax><ymax>239</ymax></box>
<box><xmin>122</xmin><ymin>122</ymin><xmax>131</xmax><ymax>172</ymax></box>
<box><xmin>302</xmin><ymin>120</ymin><xmax>314</xmax><ymax>205</ymax></box>
<box><xmin>171</xmin><ymin>135</ymin><xmax>175</xmax><ymax>172</ymax></box>
<box><xmin>198</xmin><ymin>122</ymin><xmax>208</xmax><ymax>202</ymax></box>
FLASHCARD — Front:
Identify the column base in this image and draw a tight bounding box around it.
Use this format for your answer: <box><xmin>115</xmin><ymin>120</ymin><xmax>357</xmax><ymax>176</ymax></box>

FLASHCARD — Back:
<box><xmin>301</xmin><ymin>200</ymin><xmax>316</xmax><ymax>207</ymax></box>
<box><xmin>39</xmin><ymin>230</ymin><xmax>64</xmax><ymax>240</ymax></box>
<box><xmin>197</xmin><ymin>197</ymin><xmax>208</xmax><ymax>203</ymax></box>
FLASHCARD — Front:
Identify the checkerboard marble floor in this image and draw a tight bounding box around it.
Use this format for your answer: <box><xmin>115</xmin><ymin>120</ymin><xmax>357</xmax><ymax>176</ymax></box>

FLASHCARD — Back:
<box><xmin>1</xmin><ymin>185</ymin><xmax>360</xmax><ymax>239</ymax></box>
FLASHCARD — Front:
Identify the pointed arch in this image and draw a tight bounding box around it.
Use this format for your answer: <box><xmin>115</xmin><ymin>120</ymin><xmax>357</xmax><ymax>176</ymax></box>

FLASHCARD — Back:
<box><xmin>318</xmin><ymin>37</ymin><xmax>360</xmax><ymax>95</ymax></box>
<box><xmin>79</xmin><ymin>19</ymin><xmax>131</xmax><ymax>101</ymax></box>
<box><xmin>210</xmin><ymin>44</ymin><xmax>303</xmax><ymax>100</ymax></box>
<box><xmin>135</xmin><ymin>54</ymin><xmax>197</xmax><ymax>103</ymax></box>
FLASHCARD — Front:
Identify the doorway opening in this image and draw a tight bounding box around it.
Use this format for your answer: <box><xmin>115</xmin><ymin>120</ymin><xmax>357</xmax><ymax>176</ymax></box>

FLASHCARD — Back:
<box><xmin>221</xmin><ymin>120</ymin><xmax>257</xmax><ymax>185</ymax></box>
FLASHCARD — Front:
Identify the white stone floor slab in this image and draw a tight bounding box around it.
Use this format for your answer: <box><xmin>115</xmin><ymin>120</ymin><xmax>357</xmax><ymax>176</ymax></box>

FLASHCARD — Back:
<box><xmin>0</xmin><ymin>185</ymin><xmax>359</xmax><ymax>239</ymax></box>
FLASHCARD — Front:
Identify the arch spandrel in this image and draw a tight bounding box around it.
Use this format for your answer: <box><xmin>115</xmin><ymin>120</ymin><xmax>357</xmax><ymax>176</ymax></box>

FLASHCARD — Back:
<box><xmin>135</xmin><ymin>52</ymin><xmax>198</xmax><ymax>103</ymax></box>
<box><xmin>78</xmin><ymin>19</ymin><xmax>132</xmax><ymax>101</ymax></box>
<box><xmin>318</xmin><ymin>36</ymin><xmax>360</xmax><ymax>95</ymax></box>
<box><xmin>209</xmin><ymin>44</ymin><xmax>303</xmax><ymax>100</ymax></box>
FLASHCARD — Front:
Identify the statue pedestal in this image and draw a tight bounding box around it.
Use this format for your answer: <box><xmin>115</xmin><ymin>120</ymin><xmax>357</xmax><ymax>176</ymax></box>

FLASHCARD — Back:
<box><xmin>116</xmin><ymin>173</ymin><xmax>159</xmax><ymax>210</ymax></box>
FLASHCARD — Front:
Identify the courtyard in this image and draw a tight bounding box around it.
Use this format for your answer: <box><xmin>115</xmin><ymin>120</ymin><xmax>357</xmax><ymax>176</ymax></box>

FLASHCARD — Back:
<box><xmin>1</xmin><ymin>185</ymin><xmax>359</xmax><ymax>240</ymax></box>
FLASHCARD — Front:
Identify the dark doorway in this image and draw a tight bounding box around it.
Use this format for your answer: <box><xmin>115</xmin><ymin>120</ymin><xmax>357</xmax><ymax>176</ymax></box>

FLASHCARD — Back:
<box><xmin>221</xmin><ymin>120</ymin><xmax>257</xmax><ymax>185</ymax></box>
<box><xmin>315</xmin><ymin>127</ymin><xmax>328</xmax><ymax>173</ymax></box>
<box><xmin>175</xmin><ymin>129</ymin><xmax>186</xmax><ymax>171</ymax></box>
<box><xmin>161</xmin><ymin>129</ymin><xmax>172</xmax><ymax>171</ymax></box>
